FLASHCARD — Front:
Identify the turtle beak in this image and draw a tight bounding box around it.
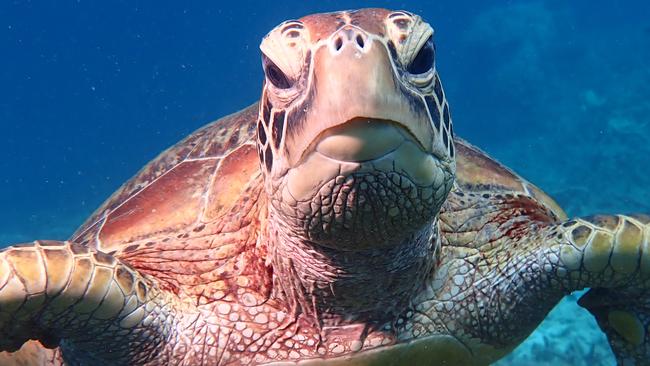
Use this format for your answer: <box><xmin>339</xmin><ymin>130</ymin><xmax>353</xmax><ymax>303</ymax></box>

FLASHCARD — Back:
<box><xmin>312</xmin><ymin>118</ymin><xmax>418</xmax><ymax>163</ymax></box>
<box><xmin>282</xmin><ymin>26</ymin><xmax>444</xmax><ymax>168</ymax></box>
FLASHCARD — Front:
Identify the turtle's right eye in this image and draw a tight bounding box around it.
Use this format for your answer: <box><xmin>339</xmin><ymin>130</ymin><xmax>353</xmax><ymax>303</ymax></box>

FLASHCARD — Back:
<box><xmin>263</xmin><ymin>55</ymin><xmax>292</xmax><ymax>89</ymax></box>
<box><xmin>407</xmin><ymin>36</ymin><xmax>435</xmax><ymax>75</ymax></box>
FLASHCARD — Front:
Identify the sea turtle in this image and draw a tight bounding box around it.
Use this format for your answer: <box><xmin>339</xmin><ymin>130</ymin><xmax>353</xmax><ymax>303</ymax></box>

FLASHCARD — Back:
<box><xmin>1</xmin><ymin>8</ymin><xmax>649</xmax><ymax>366</ymax></box>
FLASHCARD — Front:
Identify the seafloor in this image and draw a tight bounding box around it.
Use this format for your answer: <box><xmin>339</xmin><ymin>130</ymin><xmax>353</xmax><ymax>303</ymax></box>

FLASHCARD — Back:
<box><xmin>2</xmin><ymin>1</ymin><xmax>649</xmax><ymax>365</ymax></box>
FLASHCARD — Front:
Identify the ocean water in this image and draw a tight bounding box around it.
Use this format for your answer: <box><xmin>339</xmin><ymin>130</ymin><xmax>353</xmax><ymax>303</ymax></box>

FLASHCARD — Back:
<box><xmin>1</xmin><ymin>1</ymin><xmax>649</xmax><ymax>364</ymax></box>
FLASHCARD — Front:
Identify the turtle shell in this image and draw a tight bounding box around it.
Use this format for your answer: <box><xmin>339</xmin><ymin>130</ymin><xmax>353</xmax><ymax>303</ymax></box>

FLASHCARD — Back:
<box><xmin>452</xmin><ymin>139</ymin><xmax>566</xmax><ymax>220</ymax></box>
<box><xmin>73</xmin><ymin>103</ymin><xmax>261</xmax><ymax>248</ymax></box>
<box><xmin>71</xmin><ymin>103</ymin><xmax>272</xmax><ymax>300</ymax></box>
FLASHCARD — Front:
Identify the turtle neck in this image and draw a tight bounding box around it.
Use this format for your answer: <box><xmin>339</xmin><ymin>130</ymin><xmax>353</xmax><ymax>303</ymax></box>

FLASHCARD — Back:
<box><xmin>266</xmin><ymin>205</ymin><xmax>440</xmax><ymax>327</ymax></box>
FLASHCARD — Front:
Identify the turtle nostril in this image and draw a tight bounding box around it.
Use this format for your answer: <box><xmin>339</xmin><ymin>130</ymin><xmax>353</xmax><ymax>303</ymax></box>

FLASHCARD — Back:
<box><xmin>334</xmin><ymin>37</ymin><xmax>343</xmax><ymax>51</ymax></box>
<box><xmin>355</xmin><ymin>35</ymin><xmax>365</xmax><ymax>48</ymax></box>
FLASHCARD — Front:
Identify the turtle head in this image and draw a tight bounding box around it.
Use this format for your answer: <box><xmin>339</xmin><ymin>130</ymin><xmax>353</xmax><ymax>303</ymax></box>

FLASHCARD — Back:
<box><xmin>257</xmin><ymin>9</ymin><xmax>455</xmax><ymax>249</ymax></box>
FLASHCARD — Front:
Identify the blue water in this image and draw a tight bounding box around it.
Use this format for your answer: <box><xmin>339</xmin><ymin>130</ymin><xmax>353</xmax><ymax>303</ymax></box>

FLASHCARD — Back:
<box><xmin>1</xmin><ymin>1</ymin><xmax>649</xmax><ymax>364</ymax></box>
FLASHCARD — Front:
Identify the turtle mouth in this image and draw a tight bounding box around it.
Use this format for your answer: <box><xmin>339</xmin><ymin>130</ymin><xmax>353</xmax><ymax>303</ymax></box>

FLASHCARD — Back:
<box><xmin>283</xmin><ymin>117</ymin><xmax>446</xmax><ymax>206</ymax></box>
<box><xmin>278</xmin><ymin>117</ymin><xmax>452</xmax><ymax>250</ymax></box>
<box><xmin>279</xmin><ymin>117</ymin><xmax>451</xmax><ymax>250</ymax></box>
<box><xmin>304</xmin><ymin>118</ymin><xmax>428</xmax><ymax>164</ymax></box>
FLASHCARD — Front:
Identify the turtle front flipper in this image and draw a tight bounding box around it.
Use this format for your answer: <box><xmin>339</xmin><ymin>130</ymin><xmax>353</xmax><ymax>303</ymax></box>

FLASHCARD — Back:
<box><xmin>554</xmin><ymin>214</ymin><xmax>650</xmax><ymax>365</ymax></box>
<box><xmin>509</xmin><ymin>214</ymin><xmax>650</xmax><ymax>364</ymax></box>
<box><xmin>0</xmin><ymin>240</ymin><xmax>179</xmax><ymax>364</ymax></box>
<box><xmin>438</xmin><ymin>212</ymin><xmax>650</xmax><ymax>364</ymax></box>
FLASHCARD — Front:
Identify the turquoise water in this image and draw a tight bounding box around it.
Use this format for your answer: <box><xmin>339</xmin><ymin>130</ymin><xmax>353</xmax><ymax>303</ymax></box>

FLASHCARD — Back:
<box><xmin>1</xmin><ymin>1</ymin><xmax>649</xmax><ymax>364</ymax></box>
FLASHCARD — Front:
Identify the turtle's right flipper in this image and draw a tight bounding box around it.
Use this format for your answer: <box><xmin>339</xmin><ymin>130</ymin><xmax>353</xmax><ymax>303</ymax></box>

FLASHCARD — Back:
<box><xmin>0</xmin><ymin>240</ymin><xmax>178</xmax><ymax>363</ymax></box>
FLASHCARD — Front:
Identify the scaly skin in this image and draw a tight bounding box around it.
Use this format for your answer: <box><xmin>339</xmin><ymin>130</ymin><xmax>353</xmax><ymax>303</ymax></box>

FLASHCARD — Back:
<box><xmin>437</xmin><ymin>188</ymin><xmax>650</xmax><ymax>364</ymax></box>
<box><xmin>3</xmin><ymin>206</ymin><xmax>650</xmax><ymax>364</ymax></box>
<box><xmin>1</xmin><ymin>8</ymin><xmax>650</xmax><ymax>366</ymax></box>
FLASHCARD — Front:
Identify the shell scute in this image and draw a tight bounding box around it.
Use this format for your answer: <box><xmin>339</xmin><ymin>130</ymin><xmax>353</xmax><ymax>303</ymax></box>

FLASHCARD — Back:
<box><xmin>97</xmin><ymin>158</ymin><xmax>219</xmax><ymax>250</ymax></box>
<box><xmin>71</xmin><ymin>104</ymin><xmax>260</xmax><ymax>250</ymax></box>
<box><xmin>454</xmin><ymin>139</ymin><xmax>526</xmax><ymax>193</ymax></box>
<box><xmin>203</xmin><ymin>144</ymin><xmax>261</xmax><ymax>223</ymax></box>
<box><xmin>453</xmin><ymin>139</ymin><xmax>566</xmax><ymax>220</ymax></box>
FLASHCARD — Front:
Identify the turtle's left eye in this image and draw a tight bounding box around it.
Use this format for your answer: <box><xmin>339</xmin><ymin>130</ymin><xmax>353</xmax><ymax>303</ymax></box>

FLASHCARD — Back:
<box><xmin>407</xmin><ymin>37</ymin><xmax>435</xmax><ymax>75</ymax></box>
<box><xmin>263</xmin><ymin>55</ymin><xmax>292</xmax><ymax>89</ymax></box>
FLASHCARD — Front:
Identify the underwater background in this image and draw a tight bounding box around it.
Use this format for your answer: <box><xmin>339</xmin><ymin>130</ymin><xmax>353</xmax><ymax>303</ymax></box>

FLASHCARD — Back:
<box><xmin>1</xmin><ymin>1</ymin><xmax>649</xmax><ymax>364</ymax></box>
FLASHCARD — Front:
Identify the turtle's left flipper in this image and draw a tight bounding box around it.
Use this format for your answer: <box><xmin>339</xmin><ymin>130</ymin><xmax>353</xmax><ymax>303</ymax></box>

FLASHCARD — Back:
<box><xmin>543</xmin><ymin>214</ymin><xmax>650</xmax><ymax>365</ymax></box>
<box><xmin>448</xmin><ymin>213</ymin><xmax>650</xmax><ymax>364</ymax></box>
<box><xmin>579</xmin><ymin>288</ymin><xmax>650</xmax><ymax>365</ymax></box>
<box><xmin>0</xmin><ymin>240</ymin><xmax>180</xmax><ymax>363</ymax></box>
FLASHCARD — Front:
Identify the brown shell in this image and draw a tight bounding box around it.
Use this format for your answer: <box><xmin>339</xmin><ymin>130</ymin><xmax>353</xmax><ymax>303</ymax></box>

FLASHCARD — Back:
<box><xmin>70</xmin><ymin>104</ymin><xmax>565</xmax><ymax>298</ymax></box>
<box><xmin>73</xmin><ymin>103</ymin><xmax>261</xmax><ymax>247</ymax></box>
<box><xmin>71</xmin><ymin>103</ymin><xmax>271</xmax><ymax>300</ymax></box>
<box><xmin>453</xmin><ymin>139</ymin><xmax>566</xmax><ymax>220</ymax></box>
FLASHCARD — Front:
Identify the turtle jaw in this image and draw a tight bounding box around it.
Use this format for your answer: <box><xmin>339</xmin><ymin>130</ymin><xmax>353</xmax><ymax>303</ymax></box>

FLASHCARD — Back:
<box><xmin>272</xmin><ymin>121</ymin><xmax>454</xmax><ymax>250</ymax></box>
<box><xmin>307</xmin><ymin>117</ymin><xmax>433</xmax><ymax>164</ymax></box>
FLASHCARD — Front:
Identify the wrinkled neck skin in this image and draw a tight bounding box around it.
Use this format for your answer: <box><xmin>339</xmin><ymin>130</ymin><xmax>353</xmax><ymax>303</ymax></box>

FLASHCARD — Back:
<box><xmin>266</xmin><ymin>204</ymin><xmax>439</xmax><ymax>328</ymax></box>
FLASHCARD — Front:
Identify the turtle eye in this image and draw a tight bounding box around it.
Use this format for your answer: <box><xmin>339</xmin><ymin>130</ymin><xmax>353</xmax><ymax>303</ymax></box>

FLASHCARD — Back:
<box><xmin>407</xmin><ymin>37</ymin><xmax>435</xmax><ymax>75</ymax></box>
<box><xmin>263</xmin><ymin>55</ymin><xmax>292</xmax><ymax>89</ymax></box>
